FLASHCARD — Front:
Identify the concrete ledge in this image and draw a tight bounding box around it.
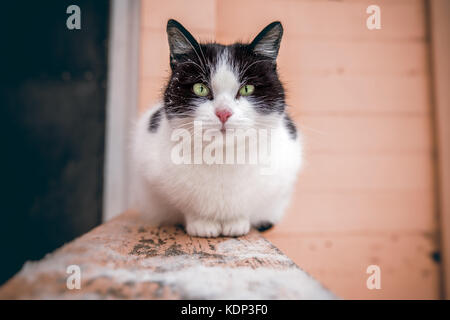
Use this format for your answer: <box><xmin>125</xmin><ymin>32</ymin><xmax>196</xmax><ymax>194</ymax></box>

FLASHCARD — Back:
<box><xmin>0</xmin><ymin>211</ymin><xmax>335</xmax><ymax>299</ymax></box>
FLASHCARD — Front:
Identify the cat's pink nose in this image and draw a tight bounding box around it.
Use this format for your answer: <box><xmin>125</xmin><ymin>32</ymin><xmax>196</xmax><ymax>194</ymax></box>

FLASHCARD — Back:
<box><xmin>215</xmin><ymin>109</ymin><xmax>233</xmax><ymax>124</ymax></box>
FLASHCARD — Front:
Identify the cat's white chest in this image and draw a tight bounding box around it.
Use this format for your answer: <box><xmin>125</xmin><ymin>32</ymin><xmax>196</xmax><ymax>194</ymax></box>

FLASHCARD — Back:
<box><xmin>162</xmin><ymin>161</ymin><xmax>275</xmax><ymax>220</ymax></box>
<box><xmin>131</xmin><ymin>106</ymin><xmax>302</xmax><ymax>237</ymax></box>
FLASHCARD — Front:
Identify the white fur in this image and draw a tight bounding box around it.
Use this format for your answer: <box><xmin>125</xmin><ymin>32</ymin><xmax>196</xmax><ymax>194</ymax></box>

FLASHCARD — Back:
<box><xmin>130</xmin><ymin>54</ymin><xmax>302</xmax><ymax>237</ymax></box>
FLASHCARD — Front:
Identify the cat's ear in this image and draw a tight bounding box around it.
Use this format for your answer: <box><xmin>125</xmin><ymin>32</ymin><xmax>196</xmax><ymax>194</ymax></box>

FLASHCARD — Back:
<box><xmin>166</xmin><ymin>19</ymin><xmax>200</xmax><ymax>67</ymax></box>
<box><xmin>249</xmin><ymin>21</ymin><xmax>283</xmax><ymax>60</ymax></box>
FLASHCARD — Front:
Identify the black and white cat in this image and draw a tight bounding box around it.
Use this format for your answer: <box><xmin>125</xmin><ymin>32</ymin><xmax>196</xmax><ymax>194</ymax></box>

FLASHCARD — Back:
<box><xmin>131</xmin><ymin>20</ymin><xmax>302</xmax><ymax>237</ymax></box>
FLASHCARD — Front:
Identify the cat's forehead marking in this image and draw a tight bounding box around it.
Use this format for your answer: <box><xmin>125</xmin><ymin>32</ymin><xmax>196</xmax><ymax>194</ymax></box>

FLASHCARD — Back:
<box><xmin>210</xmin><ymin>51</ymin><xmax>240</xmax><ymax>96</ymax></box>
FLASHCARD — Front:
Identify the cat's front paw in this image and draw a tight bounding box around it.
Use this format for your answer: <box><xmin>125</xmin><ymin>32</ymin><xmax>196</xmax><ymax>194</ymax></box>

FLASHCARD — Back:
<box><xmin>186</xmin><ymin>220</ymin><xmax>221</xmax><ymax>238</ymax></box>
<box><xmin>222</xmin><ymin>218</ymin><xmax>250</xmax><ymax>237</ymax></box>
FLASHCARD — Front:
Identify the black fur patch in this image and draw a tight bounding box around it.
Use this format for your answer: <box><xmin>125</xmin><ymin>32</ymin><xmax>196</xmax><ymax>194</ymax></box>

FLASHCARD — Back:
<box><xmin>256</xmin><ymin>222</ymin><xmax>274</xmax><ymax>232</ymax></box>
<box><xmin>164</xmin><ymin>20</ymin><xmax>286</xmax><ymax>118</ymax></box>
<box><xmin>229</xmin><ymin>43</ymin><xmax>285</xmax><ymax>115</ymax></box>
<box><xmin>283</xmin><ymin>114</ymin><xmax>297</xmax><ymax>139</ymax></box>
<box><xmin>148</xmin><ymin>108</ymin><xmax>163</xmax><ymax>133</ymax></box>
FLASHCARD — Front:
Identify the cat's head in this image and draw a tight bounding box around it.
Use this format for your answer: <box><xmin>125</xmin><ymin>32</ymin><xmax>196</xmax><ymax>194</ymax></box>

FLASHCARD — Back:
<box><xmin>163</xmin><ymin>19</ymin><xmax>285</xmax><ymax>132</ymax></box>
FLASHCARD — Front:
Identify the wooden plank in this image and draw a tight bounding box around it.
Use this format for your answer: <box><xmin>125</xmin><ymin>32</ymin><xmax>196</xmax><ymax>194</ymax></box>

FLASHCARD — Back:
<box><xmin>277</xmin><ymin>40</ymin><xmax>427</xmax><ymax>76</ymax></box>
<box><xmin>266</xmin><ymin>233</ymin><xmax>440</xmax><ymax>299</ymax></box>
<box><xmin>279</xmin><ymin>190</ymin><xmax>435</xmax><ymax>233</ymax></box>
<box><xmin>429</xmin><ymin>0</ymin><xmax>450</xmax><ymax>298</ymax></box>
<box><xmin>141</xmin><ymin>0</ymin><xmax>216</xmax><ymax>32</ymax></box>
<box><xmin>139</xmin><ymin>31</ymin><xmax>170</xmax><ymax>81</ymax></box>
<box><xmin>0</xmin><ymin>211</ymin><xmax>336</xmax><ymax>299</ymax></box>
<box><xmin>297</xmin><ymin>115</ymin><xmax>432</xmax><ymax>153</ymax></box>
<box><xmin>298</xmin><ymin>153</ymin><xmax>433</xmax><ymax>191</ymax></box>
<box><xmin>284</xmin><ymin>74</ymin><xmax>430</xmax><ymax>115</ymax></box>
<box><xmin>217</xmin><ymin>0</ymin><xmax>425</xmax><ymax>41</ymax></box>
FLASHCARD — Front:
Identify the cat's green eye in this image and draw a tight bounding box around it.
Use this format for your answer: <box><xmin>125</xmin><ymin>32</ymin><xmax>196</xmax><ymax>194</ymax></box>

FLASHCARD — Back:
<box><xmin>239</xmin><ymin>84</ymin><xmax>255</xmax><ymax>96</ymax></box>
<box><xmin>193</xmin><ymin>83</ymin><xmax>209</xmax><ymax>97</ymax></box>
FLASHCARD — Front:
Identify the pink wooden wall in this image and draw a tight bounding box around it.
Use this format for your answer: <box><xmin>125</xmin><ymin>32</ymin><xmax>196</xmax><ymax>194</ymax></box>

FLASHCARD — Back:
<box><xmin>138</xmin><ymin>0</ymin><xmax>440</xmax><ymax>299</ymax></box>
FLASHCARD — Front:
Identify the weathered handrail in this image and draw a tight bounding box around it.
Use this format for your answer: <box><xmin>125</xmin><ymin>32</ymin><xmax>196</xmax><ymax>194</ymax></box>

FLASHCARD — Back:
<box><xmin>0</xmin><ymin>211</ymin><xmax>335</xmax><ymax>299</ymax></box>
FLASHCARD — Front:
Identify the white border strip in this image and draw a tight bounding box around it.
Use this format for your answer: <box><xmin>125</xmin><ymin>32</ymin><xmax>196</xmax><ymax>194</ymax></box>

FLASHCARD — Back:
<box><xmin>103</xmin><ymin>0</ymin><xmax>141</xmax><ymax>221</ymax></box>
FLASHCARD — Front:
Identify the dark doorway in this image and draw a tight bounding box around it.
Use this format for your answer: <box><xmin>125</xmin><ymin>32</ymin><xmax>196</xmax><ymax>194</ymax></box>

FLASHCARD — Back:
<box><xmin>0</xmin><ymin>1</ymin><xmax>110</xmax><ymax>285</ymax></box>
